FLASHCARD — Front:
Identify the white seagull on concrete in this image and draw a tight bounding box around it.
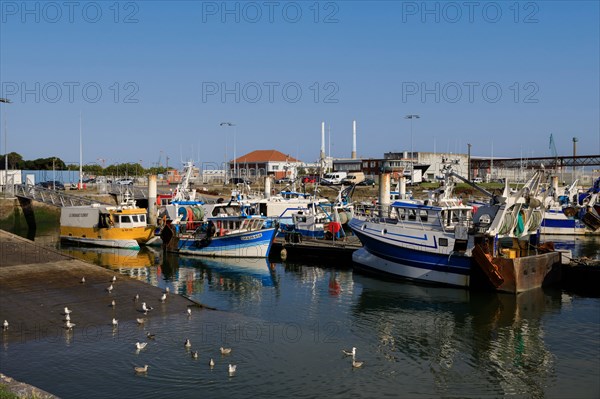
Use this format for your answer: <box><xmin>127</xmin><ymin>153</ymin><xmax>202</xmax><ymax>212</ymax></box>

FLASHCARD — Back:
<box><xmin>80</xmin><ymin>277</ymin><xmax>86</xmax><ymax>284</ymax></box>
<box><xmin>64</xmin><ymin>321</ymin><xmax>76</xmax><ymax>330</ymax></box>
<box><xmin>63</xmin><ymin>307</ymin><xmax>72</xmax><ymax>315</ymax></box>
<box><xmin>112</xmin><ymin>318</ymin><xmax>118</xmax><ymax>327</ymax></box>
<box><xmin>142</xmin><ymin>302</ymin><xmax>153</xmax><ymax>314</ymax></box>
<box><xmin>106</xmin><ymin>284</ymin><xmax>113</xmax><ymax>293</ymax></box>
<box><xmin>2</xmin><ymin>320</ymin><xmax>8</xmax><ymax>330</ymax></box>
<box><xmin>160</xmin><ymin>293</ymin><xmax>167</xmax><ymax>303</ymax></box>
<box><xmin>187</xmin><ymin>308</ymin><xmax>192</xmax><ymax>317</ymax></box>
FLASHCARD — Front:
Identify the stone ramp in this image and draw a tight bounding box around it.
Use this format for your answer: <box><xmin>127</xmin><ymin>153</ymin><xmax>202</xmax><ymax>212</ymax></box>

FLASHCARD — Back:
<box><xmin>0</xmin><ymin>230</ymin><xmax>198</xmax><ymax>344</ymax></box>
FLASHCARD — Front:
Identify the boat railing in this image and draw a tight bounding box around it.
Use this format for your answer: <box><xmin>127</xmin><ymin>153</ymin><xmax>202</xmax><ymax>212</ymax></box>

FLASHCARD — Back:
<box><xmin>354</xmin><ymin>203</ymin><xmax>473</xmax><ymax>234</ymax></box>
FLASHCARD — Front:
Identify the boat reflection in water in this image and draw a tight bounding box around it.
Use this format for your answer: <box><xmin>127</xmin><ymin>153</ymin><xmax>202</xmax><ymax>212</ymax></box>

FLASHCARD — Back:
<box><xmin>352</xmin><ymin>275</ymin><xmax>560</xmax><ymax>398</ymax></box>
<box><xmin>157</xmin><ymin>253</ymin><xmax>278</xmax><ymax>303</ymax></box>
<box><xmin>60</xmin><ymin>244</ymin><xmax>159</xmax><ymax>280</ymax></box>
<box><xmin>179</xmin><ymin>256</ymin><xmax>277</xmax><ymax>287</ymax></box>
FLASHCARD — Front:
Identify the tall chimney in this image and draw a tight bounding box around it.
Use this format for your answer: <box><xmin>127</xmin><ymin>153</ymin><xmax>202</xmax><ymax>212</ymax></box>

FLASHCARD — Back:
<box><xmin>320</xmin><ymin>122</ymin><xmax>326</xmax><ymax>160</ymax></box>
<box><xmin>351</xmin><ymin>120</ymin><xmax>357</xmax><ymax>159</ymax></box>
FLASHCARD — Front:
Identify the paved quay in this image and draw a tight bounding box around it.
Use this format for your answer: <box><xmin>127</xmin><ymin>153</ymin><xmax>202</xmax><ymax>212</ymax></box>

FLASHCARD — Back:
<box><xmin>0</xmin><ymin>230</ymin><xmax>199</xmax><ymax>344</ymax></box>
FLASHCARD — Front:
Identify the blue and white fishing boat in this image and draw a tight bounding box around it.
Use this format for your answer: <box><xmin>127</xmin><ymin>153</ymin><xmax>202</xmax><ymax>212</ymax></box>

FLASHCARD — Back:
<box><xmin>541</xmin><ymin>177</ymin><xmax>600</xmax><ymax>235</ymax></box>
<box><xmin>349</xmin><ymin>164</ymin><xmax>561</xmax><ymax>293</ymax></box>
<box><xmin>161</xmin><ymin>199</ymin><xmax>276</xmax><ymax>258</ymax></box>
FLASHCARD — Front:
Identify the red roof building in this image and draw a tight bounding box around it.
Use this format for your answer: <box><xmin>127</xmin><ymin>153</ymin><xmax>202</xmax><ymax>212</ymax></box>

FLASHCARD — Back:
<box><xmin>230</xmin><ymin>150</ymin><xmax>303</xmax><ymax>179</ymax></box>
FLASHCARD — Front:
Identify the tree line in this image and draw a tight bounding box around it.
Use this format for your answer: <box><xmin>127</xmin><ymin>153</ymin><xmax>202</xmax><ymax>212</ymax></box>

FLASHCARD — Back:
<box><xmin>0</xmin><ymin>152</ymin><xmax>168</xmax><ymax>176</ymax></box>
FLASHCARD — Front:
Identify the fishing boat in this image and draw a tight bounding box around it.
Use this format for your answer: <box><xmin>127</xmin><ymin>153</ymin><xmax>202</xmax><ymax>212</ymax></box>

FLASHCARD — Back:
<box><xmin>284</xmin><ymin>186</ymin><xmax>354</xmax><ymax>239</ymax></box>
<box><xmin>160</xmin><ymin>200</ymin><xmax>276</xmax><ymax>258</ymax></box>
<box><xmin>59</xmin><ymin>200</ymin><xmax>154</xmax><ymax>249</ymax></box>
<box><xmin>349</xmin><ymin>163</ymin><xmax>562</xmax><ymax>293</ymax></box>
<box><xmin>541</xmin><ymin>178</ymin><xmax>600</xmax><ymax>235</ymax></box>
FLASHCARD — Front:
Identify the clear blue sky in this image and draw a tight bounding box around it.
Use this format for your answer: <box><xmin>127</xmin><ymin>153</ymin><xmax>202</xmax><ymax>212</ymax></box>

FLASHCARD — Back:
<box><xmin>1</xmin><ymin>1</ymin><xmax>599</xmax><ymax>168</ymax></box>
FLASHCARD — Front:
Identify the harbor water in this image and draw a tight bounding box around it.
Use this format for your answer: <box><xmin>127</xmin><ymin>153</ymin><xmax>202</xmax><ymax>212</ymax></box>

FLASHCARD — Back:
<box><xmin>1</xmin><ymin>222</ymin><xmax>599</xmax><ymax>398</ymax></box>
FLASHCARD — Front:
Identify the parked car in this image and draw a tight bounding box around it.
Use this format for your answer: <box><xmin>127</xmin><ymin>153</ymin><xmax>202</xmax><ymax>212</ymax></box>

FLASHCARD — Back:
<box><xmin>357</xmin><ymin>178</ymin><xmax>376</xmax><ymax>187</ymax></box>
<box><xmin>275</xmin><ymin>177</ymin><xmax>293</xmax><ymax>184</ymax></box>
<box><xmin>36</xmin><ymin>181</ymin><xmax>65</xmax><ymax>190</ymax></box>
<box><xmin>228</xmin><ymin>177</ymin><xmax>252</xmax><ymax>185</ymax></box>
<box><xmin>115</xmin><ymin>179</ymin><xmax>134</xmax><ymax>185</ymax></box>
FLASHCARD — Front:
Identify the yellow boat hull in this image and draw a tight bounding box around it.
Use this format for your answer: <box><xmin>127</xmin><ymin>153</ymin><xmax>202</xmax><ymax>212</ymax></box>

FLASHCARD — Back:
<box><xmin>60</xmin><ymin>226</ymin><xmax>155</xmax><ymax>249</ymax></box>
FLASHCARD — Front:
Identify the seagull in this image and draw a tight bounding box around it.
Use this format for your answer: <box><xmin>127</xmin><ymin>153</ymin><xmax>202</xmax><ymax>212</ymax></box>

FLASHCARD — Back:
<box><xmin>146</xmin><ymin>332</ymin><xmax>156</xmax><ymax>340</ymax></box>
<box><xmin>110</xmin><ymin>300</ymin><xmax>116</xmax><ymax>308</ymax></box>
<box><xmin>80</xmin><ymin>277</ymin><xmax>86</xmax><ymax>284</ymax></box>
<box><xmin>342</xmin><ymin>347</ymin><xmax>356</xmax><ymax>357</ymax></box>
<box><xmin>111</xmin><ymin>275</ymin><xmax>117</xmax><ymax>283</ymax></box>
<box><xmin>133</xmin><ymin>294</ymin><xmax>139</xmax><ymax>302</ymax></box>
<box><xmin>63</xmin><ymin>307</ymin><xmax>72</xmax><ymax>315</ymax></box>
<box><xmin>184</xmin><ymin>339</ymin><xmax>192</xmax><ymax>348</ymax></box>
<box><xmin>160</xmin><ymin>293</ymin><xmax>167</xmax><ymax>303</ymax></box>
<box><xmin>112</xmin><ymin>318</ymin><xmax>118</xmax><ymax>327</ymax></box>
<box><xmin>187</xmin><ymin>308</ymin><xmax>192</xmax><ymax>317</ymax></box>
<box><xmin>228</xmin><ymin>364</ymin><xmax>236</xmax><ymax>376</ymax></box>
<box><xmin>209</xmin><ymin>358</ymin><xmax>215</xmax><ymax>368</ymax></box>
<box><xmin>136</xmin><ymin>318</ymin><xmax>145</xmax><ymax>325</ymax></box>
<box><xmin>220</xmin><ymin>347</ymin><xmax>232</xmax><ymax>355</ymax></box>
<box><xmin>2</xmin><ymin>320</ymin><xmax>8</xmax><ymax>330</ymax></box>
<box><xmin>134</xmin><ymin>365</ymin><xmax>148</xmax><ymax>373</ymax></box>
<box><xmin>64</xmin><ymin>321</ymin><xmax>76</xmax><ymax>330</ymax></box>
<box><xmin>191</xmin><ymin>351</ymin><xmax>199</xmax><ymax>359</ymax></box>
<box><xmin>142</xmin><ymin>302</ymin><xmax>153</xmax><ymax>314</ymax></box>
<box><xmin>352</xmin><ymin>358</ymin><xmax>364</xmax><ymax>368</ymax></box>
<box><xmin>106</xmin><ymin>284</ymin><xmax>113</xmax><ymax>293</ymax></box>
<box><xmin>64</xmin><ymin>314</ymin><xmax>71</xmax><ymax>322</ymax></box>
<box><xmin>135</xmin><ymin>342</ymin><xmax>148</xmax><ymax>350</ymax></box>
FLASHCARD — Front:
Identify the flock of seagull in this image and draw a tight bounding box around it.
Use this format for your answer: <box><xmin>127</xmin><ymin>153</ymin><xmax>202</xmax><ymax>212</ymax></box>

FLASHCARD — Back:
<box><xmin>1</xmin><ymin>273</ymin><xmax>367</xmax><ymax>379</ymax></box>
<box><xmin>132</xmin><ymin>337</ymin><xmax>237</xmax><ymax>377</ymax></box>
<box><xmin>79</xmin><ymin>273</ymin><xmax>239</xmax><ymax>377</ymax></box>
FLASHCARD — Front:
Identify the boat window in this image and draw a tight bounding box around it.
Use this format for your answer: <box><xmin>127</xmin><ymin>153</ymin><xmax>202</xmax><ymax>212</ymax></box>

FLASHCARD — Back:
<box><xmin>121</xmin><ymin>215</ymin><xmax>131</xmax><ymax>223</ymax></box>
<box><xmin>139</xmin><ymin>215</ymin><xmax>146</xmax><ymax>223</ymax></box>
<box><xmin>439</xmin><ymin>238</ymin><xmax>448</xmax><ymax>246</ymax></box>
<box><xmin>131</xmin><ymin>215</ymin><xmax>139</xmax><ymax>223</ymax></box>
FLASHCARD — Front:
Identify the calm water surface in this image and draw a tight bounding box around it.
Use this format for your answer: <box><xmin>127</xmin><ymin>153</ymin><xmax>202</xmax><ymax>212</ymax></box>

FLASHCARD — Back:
<box><xmin>1</xmin><ymin>224</ymin><xmax>599</xmax><ymax>398</ymax></box>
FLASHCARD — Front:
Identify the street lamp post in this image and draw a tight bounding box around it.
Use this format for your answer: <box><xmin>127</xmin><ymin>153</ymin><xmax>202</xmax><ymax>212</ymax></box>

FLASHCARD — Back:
<box><xmin>1</xmin><ymin>98</ymin><xmax>12</xmax><ymax>194</ymax></box>
<box><xmin>405</xmin><ymin>114</ymin><xmax>420</xmax><ymax>174</ymax></box>
<box><xmin>220</xmin><ymin>122</ymin><xmax>236</xmax><ymax>182</ymax></box>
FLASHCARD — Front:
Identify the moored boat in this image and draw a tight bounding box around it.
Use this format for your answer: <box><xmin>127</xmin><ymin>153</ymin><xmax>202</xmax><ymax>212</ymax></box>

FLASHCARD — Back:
<box><xmin>60</xmin><ymin>203</ymin><xmax>154</xmax><ymax>249</ymax></box>
<box><xmin>160</xmin><ymin>200</ymin><xmax>276</xmax><ymax>258</ymax></box>
<box><xmin>349</xmin><ymin>164</ymin><xmax>562</xmax><ymax>293</ymax></box>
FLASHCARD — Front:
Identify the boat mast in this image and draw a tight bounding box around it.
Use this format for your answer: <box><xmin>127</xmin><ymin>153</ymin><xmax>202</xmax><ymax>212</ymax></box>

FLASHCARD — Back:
<box><xmin>79</xmin><ymin>112</ymin><xmax>83</xmax><ymax>189</ymax></box>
